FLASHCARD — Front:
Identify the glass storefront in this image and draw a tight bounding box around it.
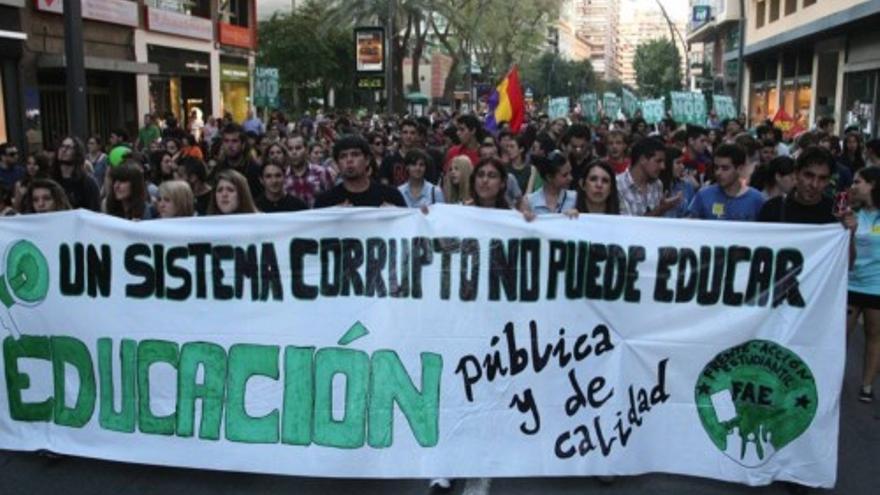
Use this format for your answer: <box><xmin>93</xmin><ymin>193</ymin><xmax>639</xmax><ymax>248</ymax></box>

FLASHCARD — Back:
<box><xmin>220</xmin><ymin>62</ymin><xmax>250</xmax><ymax>124</ymax></box>
<box><xmin>782</xmin><ymin>78</ymin><xmax>812</xmax><ymax>129</ymax></box>
<box><xmin>147</xmin><ymin>45</ymin><xmax>212</xmax><ymax>125</ymax></box>
<box><xmin>844</xmin><ymin>70</ymin><xmax>878</xmax><ymax>138</ymax></box>
<box><xmin>0</xmin><ymin>70</ymin><xmax>6</xmax><ymax>143</ymax></box>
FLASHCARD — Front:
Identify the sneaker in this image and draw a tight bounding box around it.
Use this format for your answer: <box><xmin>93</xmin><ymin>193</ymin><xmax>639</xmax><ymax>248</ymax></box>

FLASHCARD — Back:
<box><xmin>428</xmin><ymin>478</ymin><xmax>453</xmax><ymax>494</ymax></box>
<box><xmin>858</xmin><ymin>387</ymin><xmax>874</xmax><ymax>403</ymax></box>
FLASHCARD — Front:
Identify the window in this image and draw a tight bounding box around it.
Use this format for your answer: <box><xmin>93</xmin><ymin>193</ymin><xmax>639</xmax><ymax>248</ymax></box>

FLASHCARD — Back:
<box><xmin>785</xmin><ymin>0</ymin><xmax>797</xmax><ymax>15</ymax></box>
<box><xmin>756</xmin><ymin>1</ymin><xmax>766</xmax><ymax>28</ymax></box>
<box><xmin>147</xmin><ymin>0</ymin><xmax>209</xmax><ymax>18</ymax></box>
<box><xmin>219</xmin><ymin>0</ymin><xmax>251</xmax><ymax>27</ymax></box>
<box><xmin>804</xmin><ymin>0</ymin><xmax>817</xmax><ymax>6</ymax></box>
<box><xmin>769</xmin><ymin>0</ymin><xmax>780</xmax><ymax>22</ymax></box>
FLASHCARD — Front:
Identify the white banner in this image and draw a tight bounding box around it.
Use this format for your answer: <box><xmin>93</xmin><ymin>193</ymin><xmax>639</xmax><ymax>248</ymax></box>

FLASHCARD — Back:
<box><xmin>0</xmin><ymin>208</ymin><xmax>847</xmax><ymax>487</ymax></box>
<box><xmin>36</xmin><ymin>0</ymin><xmax>139</xmax><ymax>27</ymax></box>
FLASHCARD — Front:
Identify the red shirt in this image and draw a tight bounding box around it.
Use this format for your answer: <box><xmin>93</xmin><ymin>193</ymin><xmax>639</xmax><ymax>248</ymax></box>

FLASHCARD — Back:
<box><xmin>444</xmin><ymin>145</ymin><xmax>480</xmax><ymax>174</ymax></box>
<box><xmin>608</xmin><ymin>157</ymin><xmax>631</xmax><ymax>175</ymax></box>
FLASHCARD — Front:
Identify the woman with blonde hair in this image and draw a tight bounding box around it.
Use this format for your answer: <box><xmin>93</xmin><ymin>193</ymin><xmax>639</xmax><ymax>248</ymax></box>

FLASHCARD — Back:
<box><xmin>156</xmin><ymin>180</ymin><xmax>195</xmax><ymax>218</ymax></box>
<box><xmin>442</xmin><ymin>155</ymin><xmax>473</xmax><ymax>204</ymax></box>
<box><xmin>207</xmin><ymin>169</ymin><xmax>258</xmax><ymax>215</ymax></box>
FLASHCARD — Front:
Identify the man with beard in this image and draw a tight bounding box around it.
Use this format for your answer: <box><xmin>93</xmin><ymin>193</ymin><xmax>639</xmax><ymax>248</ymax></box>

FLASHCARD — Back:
<box><xmin>563</xmin><ymin>124</ymin><xmax>598</xmax><ymax>184</ymax></box>
<box><xmin>758</xmin><ymin>146</ymin><xmax>838</xmax><ymax>224</ymax></box>
<box><xmin>314</xmin><ymin>135</ymin><xmax>406</xmax><ymax>208</ymax></box>
<box><xmin>211</xmin><ymin>123</ymin><xmax>262</xmax><ymax>198</ymax></box>
<box><xmin>283</xmin><ymin>134</ymin><xmax>333</xmax><ymax>208</ymax></box>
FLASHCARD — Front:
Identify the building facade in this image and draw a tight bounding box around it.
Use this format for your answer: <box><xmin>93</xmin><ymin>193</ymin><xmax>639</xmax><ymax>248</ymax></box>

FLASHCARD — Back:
<box><xmin>574</xmin><ymin>0</ymin><xmax>620</xmax><ymax>80</ymax></box>
<box><xmin>618</xmin><ymin>4</ymin><xmax>689</xmax><ymax>90</ymax></box>
<box><xmin>0</xmin><ymin>0</ymin><xmax>26</xmax><ymax>149</ymax></box>
<box><xmin>9</xmin><ymin>0</ymin><xmax>256</xmax><ymax>152</ymax></box>
<box><xmin>686</xmin><ymin>0</ymin><xmax>743</xmax><ymax>98</ymax></box>
<box><xmin>743</xmin><ymin>0</ymin><xmax>880</xmax><ymax>135</ymax></box>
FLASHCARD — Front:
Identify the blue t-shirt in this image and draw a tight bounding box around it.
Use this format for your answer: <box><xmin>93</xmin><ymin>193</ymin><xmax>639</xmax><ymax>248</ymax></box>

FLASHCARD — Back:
<box><xmin>688</xmin><ymin>185</ymin><xmax>765</xmax><ymax>221</ymax></box>
<box><xmin>849</xmin><ymin>209</ymin><xmax>880</xmax><ymax>296</ymax></box>
<box><xmin>664</xmin><ymin>180</ymin><xmax>696</xmax><ymax>219</ymax></box>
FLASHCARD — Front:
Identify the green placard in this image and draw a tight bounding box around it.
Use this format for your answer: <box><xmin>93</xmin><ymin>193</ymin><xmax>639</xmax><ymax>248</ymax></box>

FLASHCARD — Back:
<box><xmin>254</xmin><ymin>67</ymin><xmax>280</xmax><ymax>108</ymax></box>
<box><xmin>713</xmin><ymin>95</ymin><xmax>737</xmax><ymax>120</ymax></box>
<box><xmin>640</xmin><ymin>98</ymin><xmax>666</xmax><ymax>124</ymax></box>
<box><xmin>603</xmin><ymin>93</ymin><xmax>621</xmax><ymax>119</ymax></box>
<box><xmin>623</xmin><ymin>88</ymin><xmax>639</xmax><ymax>118</ymax></box>
<box><xmin>548</xmin><ymin>97</ymin><xmax>570</xmax><ymax>120</ymax></box>
<box><xmin>578</xmin><ymin>94</ymin><xmax>599</xmax><ymax>124</ymax></box>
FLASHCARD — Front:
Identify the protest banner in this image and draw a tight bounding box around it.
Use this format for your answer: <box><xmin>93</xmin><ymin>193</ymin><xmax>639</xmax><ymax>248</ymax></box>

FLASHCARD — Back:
<box><xmin>578</xmin><ymin>94</ymin><xmax>599</xmax><ymax>124</ymax></box>
<box><xmin>713</xmin><ymin>95</ymin><xmax>737</xmax><ymax>121</ymax></box>
<box><xmin>0</xmin><ymin>208</ymin><xmax>846</xmax><ymax>488</ymax></box>
<box><xmin>640</xmin><ymin>97</ymin><xmax>666</xmax><ymax>124</ymax></box>
<box><xmin>622</xmin><ymin>88</ymin><xmax>639</xmax><ymax>118</ymax></box>
<box><xmin>603</xmin><ymin>93</ymin><xmax>621</xmax><ymax>120</ymax></box>
<box><xmin>548</xmin><ymin>97</ymin><xmax>570</xmax><ymax>120</ymax></box>
<box><xmin>691</xmin><ymin>92</ymin><xmax>708</xmax><ymax>125</ymax></box>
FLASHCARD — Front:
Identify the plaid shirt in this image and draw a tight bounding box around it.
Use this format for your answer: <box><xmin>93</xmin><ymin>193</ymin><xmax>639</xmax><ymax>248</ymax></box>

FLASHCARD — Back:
<box><xmin>284</xmin><ymin>164</ymin><xmax>333</xmax><ymax>207</ymax></box>
<box><xmin>617</xmin><ymin>169</ymin><xmax>663</xmax><ymax>216</ymax></box>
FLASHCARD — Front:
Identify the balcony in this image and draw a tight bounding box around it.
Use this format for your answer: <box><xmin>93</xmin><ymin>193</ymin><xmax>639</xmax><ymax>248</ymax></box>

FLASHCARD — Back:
<box><xmin>687</xmin><ymin>0</ymin><xmax>742</xmax><ymax>44</ymax></box>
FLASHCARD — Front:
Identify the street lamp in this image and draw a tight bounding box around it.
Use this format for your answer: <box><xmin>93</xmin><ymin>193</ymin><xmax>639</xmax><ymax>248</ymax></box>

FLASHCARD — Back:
<box><xmin>654</xmin><ymin>0</ymin><xmax>691</xmax><ymax>90</ymax></box>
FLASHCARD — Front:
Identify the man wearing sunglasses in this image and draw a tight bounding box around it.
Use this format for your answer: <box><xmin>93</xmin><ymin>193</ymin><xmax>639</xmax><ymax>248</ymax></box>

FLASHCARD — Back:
<box><xmin>0</xmin><ymin>143</ymin><xmax>24</xmax><ymax>190</ymax></box>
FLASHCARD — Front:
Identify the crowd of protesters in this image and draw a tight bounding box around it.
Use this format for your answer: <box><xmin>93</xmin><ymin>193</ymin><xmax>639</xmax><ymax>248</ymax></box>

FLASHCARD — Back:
<box><xmin>1</xmin><ymin>108</ymin><xmax>878</xmax><ymax>409</ymax></box>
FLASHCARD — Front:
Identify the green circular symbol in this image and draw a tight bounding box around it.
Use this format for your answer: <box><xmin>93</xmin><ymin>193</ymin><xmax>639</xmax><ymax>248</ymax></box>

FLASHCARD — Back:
<box><xmin>5</xmin><ymin>240</ymin><xmax>50</xmax><ymax>304</ymax></box>
<box><xmin>695</xmin><ymin>340</ymin><xmax>817</xmax><ymax>467</ymax></box>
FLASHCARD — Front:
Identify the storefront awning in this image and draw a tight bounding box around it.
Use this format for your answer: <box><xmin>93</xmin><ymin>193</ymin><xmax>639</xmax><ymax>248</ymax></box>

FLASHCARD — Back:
<box><xmin>38</xmin><ymin>55</ymin><xmax>159</xmax><ymax>75</ymax></box>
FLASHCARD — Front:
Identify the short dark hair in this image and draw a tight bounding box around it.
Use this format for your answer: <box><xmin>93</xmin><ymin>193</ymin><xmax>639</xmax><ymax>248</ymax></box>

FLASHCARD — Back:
<box><xmin>111</xmin><ymin>128</ymin><xmax>129</xmax><ymax>142</ymax></box>
<box><xmin>686</xmin><ymin>124</ymin><xmax>707</xmax><ymax>141</ymax></box>
<box><xmin>403</xmin><ymin>149</ymin><xmax>431</xmax><ymax>168</ymax></box>
<box><xmin>456</xmin><ymin>114</ymin><xmax>480</xmax><ymax>132</ymax></box>
<box><xmin>332</xmin><ymin>134</ymin><xmax>371</xmax><ymax>161</ymax></box>
<box><xmin>795</xmin><ymin>146</ymin><xmax>834</xmax><ymax>174</ymax></box>
<box><xmin>180</xmin><ymin>157</ymin><xmax>208</xmax><ymax>182</ymax></box>
<box><xmin>400</xmin><ymin>118</ymin><xmax>420</xmax><ymax>132</ymax></box>
<box><xmin>533</xmin><ymin>151</ymin><xmax>568</xmax><ymax>180</ymax></box>
<box><xmin>562</xmin><ymin>124</ymin><xmax>591</xmax><ymax>145</ymax></box>
<box><xmin>866</xmin><ymin>138</ymin><xmax>880</xmax><ymax>157</ymax></box>
<box><xmin>714</xmin><ymin>143</ymin><xmax>747</xmax><ymax>167</ymax></box>
<box><xmin>630</xmin><ymin>138</ymin><xmax>665</xmax><ymax>165</ymax></box>
<box><xmin>222</xmin><ymin>123</ymin><xmax>245</xmax><ymax>139</ymax></box>
<box><xmin>818</xmin><ymin>116</ymin><xmax>835</xmax><ymax>129</ymax></box>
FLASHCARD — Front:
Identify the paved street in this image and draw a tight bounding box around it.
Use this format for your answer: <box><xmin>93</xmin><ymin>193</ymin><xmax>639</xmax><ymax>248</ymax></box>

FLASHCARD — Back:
<box><xmin>1</xmin><ymin>328</ymin><xmax>877</xmax><ymax>495</ymax></box>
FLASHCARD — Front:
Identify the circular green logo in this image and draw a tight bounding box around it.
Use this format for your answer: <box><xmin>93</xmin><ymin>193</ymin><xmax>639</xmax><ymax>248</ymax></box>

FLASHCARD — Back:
<box><xmin>695</xmin><ymin>340</ymin><xmax>817</xmax><ymax>467</ymax></box>
<box><xmin>5</xmin><ymin>240</ymin><xmax>50</xmax><ymax>304</ymax></box>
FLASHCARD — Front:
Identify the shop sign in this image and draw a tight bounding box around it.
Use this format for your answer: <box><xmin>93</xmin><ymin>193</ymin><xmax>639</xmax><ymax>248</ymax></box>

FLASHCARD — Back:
<box><xmin>145</xmin><ymin>6</ymin><xmax>213</xmax><ymax>41</ymax></box>
<box><xmin>356</xmin><ymin>75</ymin><xmax>384</xmax><ymax>91</ymax></box>
<box><xmin>35</xmin><ymin>0</ymin><xmax>139</xmax><ymax>28</ymax></box>
<box><xmin>148</xmin><ymin>44</ymin><xmax>211</xmax><ymax>77</ymax></box>
<box><xmin>355</xmin><ymin>27</ymin><xmax>384</xmax><ymax>73</ymax></box>
<box><xmin>219</xmin><ymin>22</ymin><xmax>255</xmax><ymax>49</ymax></box>
<box><xmin>692</xmin><ymin>6</ymin><xmax>711</xmax><ymax>27</ymax></box>
<box><xmin>221</xmin><ymin>64</ymin><xmax>250</xmax><ymax>83</ymax></box>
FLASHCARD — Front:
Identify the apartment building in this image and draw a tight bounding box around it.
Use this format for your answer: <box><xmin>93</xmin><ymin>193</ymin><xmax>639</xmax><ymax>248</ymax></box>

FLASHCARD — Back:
<box><xmin>743</xmin><ymin>0</ymin><xmax>880</xmax><ymax>135</ymax></box>
<box><xmin>686</xmin><ymin>0</ymin><xmax>743</xmax><ymax>97</ymax></box>
<box><xmin>575</xmin><ymin>0</ymin><xmax>620</xmax><ymax>80</ymax></box>
<box><xmin>618</xmin><ymin>4</ymin><xmax>689</xmax><ymax>90</ymax></box>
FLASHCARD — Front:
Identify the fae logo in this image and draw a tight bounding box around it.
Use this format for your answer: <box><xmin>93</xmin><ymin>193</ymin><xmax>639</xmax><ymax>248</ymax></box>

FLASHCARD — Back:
<box><xmin>0</xmin><ymin>240</ymin><xmax>49</xmax><ymax>338</ymax></box>
<box><xmin>695</xmin><ymin>340</ymin><xmax>817</xmax><ymax>467</ymax></box>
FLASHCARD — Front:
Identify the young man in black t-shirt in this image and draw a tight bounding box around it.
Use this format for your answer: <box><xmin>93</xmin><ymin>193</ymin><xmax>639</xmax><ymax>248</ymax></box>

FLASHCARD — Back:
<box><xmin>314</xmin><ymin>135</ymin><xmax>406</xmax><ymax>208</ymax></box>
<box><xmin>255</xmin><ymin>162</ymin><xmax>307</xmax><ymax>213</ymax></box>
<box><xmin>758</xmin><ymin>146</ymin><xmax>837</xmax><ymax>224</ymax></box>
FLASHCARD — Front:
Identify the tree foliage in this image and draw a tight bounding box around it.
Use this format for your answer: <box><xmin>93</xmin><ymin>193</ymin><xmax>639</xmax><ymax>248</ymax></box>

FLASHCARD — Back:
<box><xmin>520</xmin><ymin>52</ymin><xmax>596</xmax><ymax>101</ymax></box>
<box><xmin>633</xmin><ymin>38</ymin><xmax>683</xmax><ymax>98</ymax></box>
<box><xmin>257</xmin><ymin>2</ymin><xmax>355</xmax><ymax>109</ymax></box>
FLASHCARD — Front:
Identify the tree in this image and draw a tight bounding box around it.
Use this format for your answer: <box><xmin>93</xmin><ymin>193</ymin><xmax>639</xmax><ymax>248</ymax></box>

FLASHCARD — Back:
<box><xmin>257</xmin><ymin>2</ymin><xmax>355</xmax><ymax>111</ymax></box>
<box><xmin>633</xmin><ymin>38</ymin><xmax>683</xmax><ymax>98</ymax></box>
<box><xmin>520</xmin><ymin>52</ymin><xmax>596</xmax><ymax>101</ymax></box>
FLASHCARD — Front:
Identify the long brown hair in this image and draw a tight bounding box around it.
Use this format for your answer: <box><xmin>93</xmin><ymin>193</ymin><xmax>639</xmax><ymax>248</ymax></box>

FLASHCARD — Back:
<box><xmin>576</xmin><ymin>161</ymin><xmax>620</xmax><ymax>214</ymax></box>
<box><xmin>207</xmin><ymin>169</ymin><xmax>258</xmax><ymax>214</ymax></box>
<box><xmin>105</xmin><ymin>161</ymin><xmax>147</xmax><ymax>219</ymax></box>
